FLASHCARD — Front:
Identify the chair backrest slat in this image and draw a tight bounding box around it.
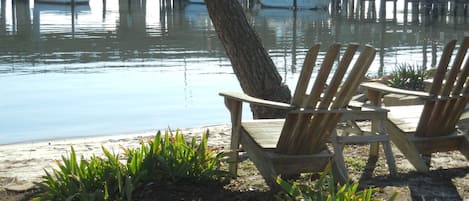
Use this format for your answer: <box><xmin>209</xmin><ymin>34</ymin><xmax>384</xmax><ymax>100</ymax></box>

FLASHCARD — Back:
<box><xmin>429</xmin><ymin>40</ymin><xmax>457</xmax><ymax>96</ymax></box>
<box><xmin>463</xmin><ymin>77</ymin><xmax>469</xmax><ymax>94</ymax></box>
<box><xmin>444</xmin><ymin>53</ymin><xmax>469</xmax><ymax>131</ymax></box>
<box><xmin>277</xmin><ymin>45</ymin><xmax>321</xmax><ymax>153</ymax></box>
<box><xmin>333</xmin><ymin>45</ymin><xmax>376</xmax><ymax>108</ymax></box>
<box><xmin>276</xmin><ymin>43</ymin><xmax>376</xmax><ymax>154</ymax></box>
<box><xmin>304</xmin><ymin>43</ymin><xmax>341</xmax><ymax>109</ymax></box>
<box><xmin>318</xmin><ymin>44</ymin><xmax>359</xmax><ymax>109</ymax></box>
<box><xmin>291</xmin><ymin>44</ymin><xmax>321</xmax><ymax>106</ymax></box>
<box><xmin>283</xmin><ymin>44</ymin><xmax>341</xmax><ymax>154</ymax></box>
<box><xmin>416</xmin><ymin>38</ymin><xmax>469</xmax><ymax>137</ymax></box>
<box><xmin>302</xmin><ymin>45</ymin><xmax>376</xmax><ymax>153</ymax></box>
<box><xmin>416</xmin><ymin>40</ymin><xmax>456</xmax><ymax>136</ymax></box>
<box><xmin>452</xmin><ymin>38</ymin><xmax>469</xmax><ymax>96</ymax></box>
<box><xmin>442</xmin><ymin>38</ymin><xmax>469</xmax><ymax>96</ymax></box>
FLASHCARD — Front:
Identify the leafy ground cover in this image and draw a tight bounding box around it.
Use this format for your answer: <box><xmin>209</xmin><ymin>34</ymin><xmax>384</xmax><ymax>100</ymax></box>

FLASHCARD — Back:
<box><xmin>0</xmin><ymin>130</ymin><xmax>397</xmax><ymax>201</ymax></box>
<box><xmin>2</xmin><ymin>130</ymin><xmax>469</xmax><ymax>200</ymax></box>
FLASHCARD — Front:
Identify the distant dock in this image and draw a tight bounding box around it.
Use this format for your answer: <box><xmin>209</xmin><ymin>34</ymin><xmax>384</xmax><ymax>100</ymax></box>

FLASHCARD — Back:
<box><xmin>331</xmin><ymin>0</ymin><xmax>467</xmax><ymax>17</ymax></box>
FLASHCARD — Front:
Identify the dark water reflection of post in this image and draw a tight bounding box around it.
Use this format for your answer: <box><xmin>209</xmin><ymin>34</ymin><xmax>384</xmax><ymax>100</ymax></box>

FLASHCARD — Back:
<box><xmin>431</xmin><ymin>39</ymin><xmax>437</xmax><ymax>67</ymax></box>
<box><xmin>71</xmin><ymin>1</ymin><xmax>76</xmax><ymax>37</ymax></box>
<box><xmin>291</xmin><ymin>10</ymin><xmax>297</xmax><ymax>74</ymax></box>
<box><xmin>160</xmin><ymin>0</ymin><xmax>176</xmax><ymax>35</ymax></box>
<box><xmin>11</xmin><ymin>0</ymin><xmax>15</xmax><ymax>33</ymax></box>
<box><xmin>15</xmin><ymin>0</ymin><xmax>31</xmax><ymax>37</ymax></box>
<box><xmin>357</xmin><ymin>0</ymin><xmax>364</xmax><ymax>19</ymax></box>
<box><xmin>160</xmin><ymin>0</ymin><xmax>166</xmax><ymax>32</ymax></box>
<box><xmin>378</xmin><ymin>0</ymin><xmax>385</xmax><ymax>22</ymax></box>
<box><xmin>422</xmin><ymin>38</ymin><xmax>428</xmax><ymax>69</ymax></box>
<box><xmin>0</xmin><ymin>0</ymin><xmax>6</xmax><ymax>35</ymax></box>
<box><xmin>411</xmin><ymin>1</ymin><xmax>419</xmax><ymax>24</ymax></box>
<box><xmin>117</xmin><ymin>0</ymin><xmax>147</xmax><ymax>60</ymax></box>
<box><xmin>32</xmin><ymin>3</ymin><xmax>40</xmax><ymax>41</ymax></box>
<box><xmin>118</xmin><ymin>0</ymin><xmax>147</xmax><ymax>40</ymax></box>
<box><xmin>379</xmin><ymin>17</ymin><xmax>385</xmax><ymax>76</ymax></box>
<box><xmin>102</xmin><ymin>0</ymin><xmax>106</xmax><ymax>21</ymax></box>
<box><xmin>367</xmin><ymin>0</ymin><xmax>376</xmax><ymax>20</ymax></box>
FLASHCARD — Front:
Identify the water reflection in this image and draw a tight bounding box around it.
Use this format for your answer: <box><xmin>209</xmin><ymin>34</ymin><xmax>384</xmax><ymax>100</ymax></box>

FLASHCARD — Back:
<box><xmin>0</xmin><ymin>0</ymin><xmax>467</xmax><ymax>144</ymax></box>
<box><xmin>33</xmin><ymin>3</ymin><xmax>91</xmax><ymax>37</ymax></box>
<box><xmin>1</xmin><ymin>0</ymin><xmax>468</xmax><ymax>74</ymax></box>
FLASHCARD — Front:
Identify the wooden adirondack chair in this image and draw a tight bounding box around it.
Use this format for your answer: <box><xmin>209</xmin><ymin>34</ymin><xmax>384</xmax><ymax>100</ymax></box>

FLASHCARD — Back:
<box><xmin>361</xmin><ymin>37</ymin><xmax>469</xmax><ymax>172</ymax></box>
<box><xmin>220</xmin><ymin>43</ymin><xmax>377</xmax><ymax>188</ymax></box>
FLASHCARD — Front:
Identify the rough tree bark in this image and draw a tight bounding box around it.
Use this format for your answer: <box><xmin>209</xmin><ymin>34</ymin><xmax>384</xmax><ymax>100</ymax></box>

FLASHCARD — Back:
<box><xmin>205</xmin><ymin>0</ymin><xmax>292</xmax><ymax>119</ymax></box>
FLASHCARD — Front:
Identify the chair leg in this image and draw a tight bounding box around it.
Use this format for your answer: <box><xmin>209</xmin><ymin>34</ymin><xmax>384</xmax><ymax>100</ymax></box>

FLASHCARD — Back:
<box><xmin>421</xmin><ymin>153</ymin><xmax>432</xmax><ymax>167</ymax></box>
<box><xmin>369</xmin><ymin>143</ymin><xmax>379</xmax><ymax>159</ymax></box>
<box><xmin>228</xmin><ymin>133</ymin><xmax>241</xmax><ymax>175</ymax></box>
<box><xmin>331</xmin><ymin>129</ymin><xmax>349</xmax><ymax>184</ymax></box>
<box><xmin>394</xmin><ymin>140</ymin><xmax>429</xmax><ymax>172</ymax></box>
<box><xmin>458</xmin><ymin>134</ymin><xmax>469</xmax><ymax>160</ymax></box>
<box><xmin>369</xmin><ymin>118</ymin><xmax>381</xmax><ymax>158</ymax></box>
<box><xmin>382</xmin><ymin>140</ymin><xmax>398</xmax><ymax>175</ymax></box>
<box><xmin>331</xmin><ymin>155</ymin><xmax>349</xmax><ymax>185</ymax></box>
<box><xmin>228</xmin><ymin>150</ymin><xmax>239</xmax><ymax>176</ymax></box>
<box><xmin>240</xmin><ymin>134</ymin><xmax>282</xmax><ymax>191</ymax></box>
<box><xmin>262</xmin><ymin>166</ymin><xmax>279</xmax><ymax>191</ymax></box>
<box><xmin>387</xmin><ymin>121</ymin><xmax>430</xmax><ymax>172</ymax></box>
<box><xmin>372</xmin><ymin>117</ymin><xmax>397</xmax><ymax>175</ymax></box>
<box><xmin>250</xmin><ymin>156</ymin><xmax>280</xmax><ymax>191</ymax></box>
<box><xmin>225</xmin><ymin>98</ymin><xmax>242</xmax><ymax>175</ymax></box>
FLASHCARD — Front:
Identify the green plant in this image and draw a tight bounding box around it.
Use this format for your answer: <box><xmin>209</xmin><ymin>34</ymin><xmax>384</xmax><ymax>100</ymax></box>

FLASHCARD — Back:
<box><xmin>386</xmin><ymin>63</ymin><xmax>428</xmax><ymax>91</ymax></box>
<box><xmin>276</xmin><ymin>170</ymin><xmax>397</xmax><ymax>201</ymax></box>
<box><xmin>344</xmin><ymin>158</ymin><xmax>366</xmax><ymax>172</ymax></box>
<box><xmin>32</xmin><ymin>146</ymin><xmax>132</xmax><ymax>201</ymax></box>
<box><xmin>125</xmin><ymin>130</ymin><xmax>230</xmax><ymax>184</ymax></box>
<box><xmin>33</xmin><ymin>130</ymin><xmax>230</xmax><ymax>201</ymax></box>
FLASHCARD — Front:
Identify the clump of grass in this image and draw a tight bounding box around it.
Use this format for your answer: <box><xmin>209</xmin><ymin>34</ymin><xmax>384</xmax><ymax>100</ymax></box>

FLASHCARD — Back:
<box><xmin>32</xmin><ymin>130</ymin><xmax>230</xmax><ymax>201</ymax></box>
<box><xmin>32</xmin><ymin>146</ymin><xmax>132</xmax><ymax>201</ymax></box>
<box><xmin>344</xmin><ymin>157</ymin><xmax>366</xmax><ymax>172</ymax></box>
<box><xmin>276</xmin><ymin>170</ymin><xmax>397</xmax><ymax>201</ymax></box>
<box><xmin>124</xmin><ymin>130</ymin><xmax>230</xmax><ymax>185</ymax></box>
<box><xmin>386</xmin><ymin>63</ymin><xmax>428</xmax><ymax>91</ymax></box>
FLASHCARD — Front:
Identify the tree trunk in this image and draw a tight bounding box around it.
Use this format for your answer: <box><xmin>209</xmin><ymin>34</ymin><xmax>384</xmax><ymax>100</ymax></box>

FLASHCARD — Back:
<box><xmin>205</xmin><ymin>0</ymin><xmax>292</xmax><ymax>119</ymax></box>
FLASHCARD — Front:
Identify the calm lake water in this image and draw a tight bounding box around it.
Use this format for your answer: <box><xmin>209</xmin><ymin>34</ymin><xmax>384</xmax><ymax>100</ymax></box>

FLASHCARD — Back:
<box><xmin>0</xmin><ymin>0</ymin><xmax>468</xmax><ymax>144</ymax></box>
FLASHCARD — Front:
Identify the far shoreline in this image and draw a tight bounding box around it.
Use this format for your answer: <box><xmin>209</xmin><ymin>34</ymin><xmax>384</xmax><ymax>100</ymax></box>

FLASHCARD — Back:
<box><xmin>0</xmin><ymin>129</ymin><xmax>160</xmax><ymax>146</ymax></box>
<box><xmin>0</xmin><ymin>123</ymin><xmax>230</xmax><ymax>146</ymax></box>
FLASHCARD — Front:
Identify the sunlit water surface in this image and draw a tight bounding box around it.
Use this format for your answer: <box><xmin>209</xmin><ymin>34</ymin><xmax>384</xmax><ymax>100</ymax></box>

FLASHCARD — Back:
<box><xmin>0</xmin><ymin>0</ymin><xmax>467</xmax><ymax>144</ymax></box>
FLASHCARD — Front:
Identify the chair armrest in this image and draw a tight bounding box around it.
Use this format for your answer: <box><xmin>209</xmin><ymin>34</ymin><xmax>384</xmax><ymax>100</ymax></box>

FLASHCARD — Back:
<box><xmin>349</xmin><ymin>100</ymin><xmax>389</xmax><ymax>113</ymax></box>
<box><xmin>360</xmin><ymin>82</ymin><xmax>431</xmax><ymax>98</ymax></box>
<box><xmin>219</xmin><ymin>92</ymin><xmax>295</xmax><ymax>110</ymax></box>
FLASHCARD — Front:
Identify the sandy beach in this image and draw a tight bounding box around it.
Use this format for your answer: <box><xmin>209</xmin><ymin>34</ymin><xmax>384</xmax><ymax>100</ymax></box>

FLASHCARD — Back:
<box><xmin>0</xmin><ymin>124</ymin><xmax>232</xmax><ymax>191</ymax></box>
<box><xmin>3</xmin><ymin>122</ymin><xmax>469</xmax><ymax>200</ymax></box>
